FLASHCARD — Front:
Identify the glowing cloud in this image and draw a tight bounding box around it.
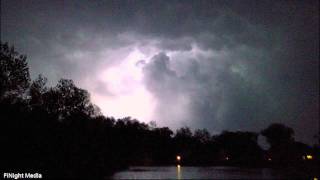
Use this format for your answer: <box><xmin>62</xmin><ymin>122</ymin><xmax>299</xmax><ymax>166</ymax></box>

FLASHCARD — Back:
<box><xmin>92</xmin><ymin>48</ymin><xmax>156</xmax><ymax>122</ymax></box>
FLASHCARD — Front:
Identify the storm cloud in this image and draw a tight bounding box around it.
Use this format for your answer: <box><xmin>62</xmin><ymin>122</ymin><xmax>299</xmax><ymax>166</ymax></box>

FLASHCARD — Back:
<box><xmin>1</xmin><ymin>0</ymin><xmax>318</xmax><ymax>144</ymax></box>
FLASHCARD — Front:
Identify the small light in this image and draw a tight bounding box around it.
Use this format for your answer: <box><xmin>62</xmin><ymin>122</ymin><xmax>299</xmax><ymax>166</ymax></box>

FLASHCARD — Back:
<box><xmin>306</xmin><ymin>155</ymin><xmax>313</xmax><ymax>160</ymax></box>
<box><xmin>176</xmin><ymin>155</ymin><xmax>181</xmax><ymax>161</ymax></box>
<box><xmin>302</xmin><ymin>156</ymin><xmax>306</xmax><ymax>160</ymax></box>
<box><xmin>268</xmin><ymin>158</ymin><xmax>272</xmax><ymax>161</ymax></box>
<box><xmin>314</xmin><ymin>177</ymin><xmax>318</xmax><ymax>180</ymax></box>
<box><xmin>225</xmin><ymin>157</ymin><xmax>229</xmax><ymax>160</ymax></box>
<box><xmin>177</xmin><ymin>164</ymin><xmax>181</xmax><ymax>168</ymax></box>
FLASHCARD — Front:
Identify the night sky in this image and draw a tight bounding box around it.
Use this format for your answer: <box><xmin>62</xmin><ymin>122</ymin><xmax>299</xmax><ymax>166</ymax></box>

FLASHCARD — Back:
<box><xmin>1</xmin><ymin>0</ymin><xmax>319</xmax><ymax>145</ymax></box>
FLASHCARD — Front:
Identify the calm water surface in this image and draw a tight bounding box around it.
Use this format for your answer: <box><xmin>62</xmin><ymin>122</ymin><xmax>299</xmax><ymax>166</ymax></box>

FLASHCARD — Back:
<box><xmin>111</xmin><ymin>166</ymin><xmax>290</xmax><ymax>179</ymax></box>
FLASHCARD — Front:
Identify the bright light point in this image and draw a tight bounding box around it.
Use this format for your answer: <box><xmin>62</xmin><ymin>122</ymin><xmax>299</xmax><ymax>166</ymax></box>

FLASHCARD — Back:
<box><xmin>268</xmin><ymin>158</ymin><xmax>272</xmax><ymax>161</ymax></box>
<box><xmin>306</xmin><ymin>155</ymin><xmax>313</xmax><ymax>160</ymax></box>
<box><xmin>225</xmin><ymin>157</ymin><xmax>229</xmax><ymax>160</ymax></box>
<box><xmin>176</xmin><ymin>155</ymin><xmax>181</xmax><ymax>161</ymax></box>
<box><xmin>177</xmin><ymin>164</ymin><xmax>181</xmax><ymax>168</ymax></box>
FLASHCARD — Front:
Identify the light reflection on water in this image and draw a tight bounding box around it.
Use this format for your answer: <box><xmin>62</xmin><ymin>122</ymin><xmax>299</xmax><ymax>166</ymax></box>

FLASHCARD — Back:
<box><xmin>111</xmin><ymin>166</ymin><xmax>288</xmax><ymax>179</ymax></box>
<box><xmin>177</xmin><ymin>165</ymin><xmax>181</xmax><ymax>180</ymax></box>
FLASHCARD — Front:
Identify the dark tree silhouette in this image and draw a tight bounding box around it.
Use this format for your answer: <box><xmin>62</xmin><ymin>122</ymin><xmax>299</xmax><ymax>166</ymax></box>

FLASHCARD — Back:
<box><xmin>214</xmin><ymin>131</ymin><xmax>263</xmax><ymax>164</ymax></box>
<box><xmin>260</xmin><ymin>123</ymin><xmax>313</xmax><ymax>166</ymax></box>
<box><xmin>42</xmin><ymin>79</ymin><xmax>97</xmax><ymax>119</ymax></box>
<box><xmin>175</xmin><ymin>127</ymin><xmax>193</xmax><ymax>138</ymax></box>
<box><xmin>261</xmin><ymin>123</ymin><xmax>294</xmax><ymax>148</ymax></box>
<box><xmin>194</xmin><ymin>128</ymin><xmax>211</xmax><ymax>144</ymax></box>
<box><xmin>174</xmin><ymin>127</ymin><xmax>194</xmax><ymax>163</ymax></box>
<box><xmin>0</xmin><ymin>42</ymin><xmax>30</xmax><ymax>100</ymax></box>
<box><xmin>29</xmin><ymin>74</ymin><xmax>48</xmax><ymax>107</ymax></box>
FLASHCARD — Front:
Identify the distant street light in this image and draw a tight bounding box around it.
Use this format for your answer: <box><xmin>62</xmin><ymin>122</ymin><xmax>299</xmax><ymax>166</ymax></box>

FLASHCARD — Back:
<box><xmin>176</xmin><ymin>155</ymin><xmax>181</xmax><ymax>161</ymax></box>
<box><xmin>306</xmin><ymin>155</ymin><xmax>313</xmax><ymax>160</ymax></box>
<box><xmin>303</xmin><ymin>155</ymin><xmax>313</xmax><ymax>160</ymax></box>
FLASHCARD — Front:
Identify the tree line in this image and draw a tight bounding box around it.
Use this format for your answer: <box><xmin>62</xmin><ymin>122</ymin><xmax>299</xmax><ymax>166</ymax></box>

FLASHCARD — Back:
<box><xmin>1</xmin><ymin>42</ymin><xmax>318</xmax><ymax>178</ymax></box>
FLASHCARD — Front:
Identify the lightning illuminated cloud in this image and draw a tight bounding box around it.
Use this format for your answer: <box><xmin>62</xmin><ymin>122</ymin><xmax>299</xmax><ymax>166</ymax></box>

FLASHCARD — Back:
<box><xmin>1</xmin><ymin>0</ymin><xmax>318</xmax><ymax>145</ymax></box>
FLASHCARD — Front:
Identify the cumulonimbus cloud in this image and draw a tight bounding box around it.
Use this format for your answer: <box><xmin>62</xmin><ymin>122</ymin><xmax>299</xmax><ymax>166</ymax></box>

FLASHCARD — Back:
<box><xmin>1</xmin><ymin>0</ymin><xmax>318</xmax><ymax>145</ymax></box>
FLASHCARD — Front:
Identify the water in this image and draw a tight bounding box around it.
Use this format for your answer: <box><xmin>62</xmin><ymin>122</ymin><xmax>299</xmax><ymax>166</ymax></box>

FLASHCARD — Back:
<box><xmin>111</xmin><ymin>166</ymin><xmax>290</xmax><ymax>179</ymax></box>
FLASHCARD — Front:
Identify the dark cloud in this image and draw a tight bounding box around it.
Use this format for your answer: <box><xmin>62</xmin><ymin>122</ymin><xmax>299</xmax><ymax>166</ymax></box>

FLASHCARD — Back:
<box><xmin>142</xmin><ymin>50</ymin><xmax>272</xmax><ymax>131</ymax></box>
<box><xmin>1</xmin><ymin>0</ymin><xmax>318</xmax><ymax>144</ymax></box>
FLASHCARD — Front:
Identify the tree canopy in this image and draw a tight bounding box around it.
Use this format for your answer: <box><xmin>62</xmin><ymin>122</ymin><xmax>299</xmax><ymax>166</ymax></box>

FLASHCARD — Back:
<box><xmin>0</xmin><ymin>42</ymin><xmax>30</xmax><ymax>100</ymax></box>
<box><xmin>261</xmin><ymin>123</ymin><xmax>295</xmax><ymax>148</ymax></box>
